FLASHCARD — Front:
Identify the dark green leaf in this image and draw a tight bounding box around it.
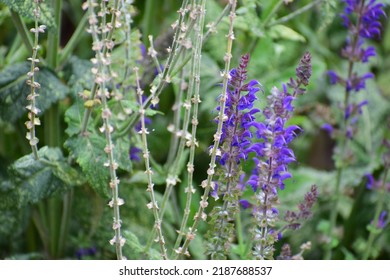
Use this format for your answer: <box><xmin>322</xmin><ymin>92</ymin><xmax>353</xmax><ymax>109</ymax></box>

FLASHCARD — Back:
<box><xmin>0</xmin><ymin>0</ymin><xmax>56</xmax><ymax>28</ymax></box>
<box><xmin>115</xmin><ymin>136</ymin><xmax>132</xmax><ymax>172</ymax></box>
<box><xmin>0</xmin><ymin>62</ymin><xmax>69</xmax><ymax>123</ymax></box>
<box><xmin>65</xmin><ymin>134</ymin><xmax>111</xmax><ymax>197</ymax></box>
<box><xmin>63</xmin><ymin>56</ymin><xmax>94</xmax><ymax>99</ymax></box>
<box><xmin>8</xmin><ymin>146</ymin><xmax>76</xmax><ymax>207</ymax></box>
<box><xmin>122</xmin><ymin>230</ymin><xmax>161</xmax><ymax>260</ymax></box>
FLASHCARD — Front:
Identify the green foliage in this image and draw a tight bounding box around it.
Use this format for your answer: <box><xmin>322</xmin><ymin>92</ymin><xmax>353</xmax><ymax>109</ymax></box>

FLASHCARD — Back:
<box><xmin>63</xmin><ymin>56</ymin><xmax>94</xmax><ymax>99</ymax></box>
<box><xmin>0</xmin><ymin>0</ymin><xmax>56</xmax><ymax>28</ymax></box>
<box><xmin>65</xmin><ymin>134</ymin><xmax>110</xmax><ymax>198</ymax></box>
<box><xmin>0</xmin><ymin>62</ymin><xmax>68</xmax><ymax>123</ymax></box>
<box><xmin>0</xmin><ymin>0</ymin><xmax>389</xmax><ymax>261</ymax></box>
<box><xmin>7</xmin><ymin>146</ymin><xmax>81</xmax><ymax>207</ymax></box>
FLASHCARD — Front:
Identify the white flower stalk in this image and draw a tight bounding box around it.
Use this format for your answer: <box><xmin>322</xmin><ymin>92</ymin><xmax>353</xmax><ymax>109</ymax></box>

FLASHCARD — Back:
<box><xmin>84</xmin><ymin>0</ymin><xmax>125</xmax><ymax>260</ymax></box>
<box><xmin>175</xmin><ymin>0</ymin><xmax>238</xmax><ymax>259</ymax></box>
<box><xmin>25</xmin><ymin>0</ymin><xmax>46</xmax><ymax>159</ymax></box>
<box><xmin>134</xmin><ymin>67</ymin><xmax>168</xmax><ymax>260</ymax></box>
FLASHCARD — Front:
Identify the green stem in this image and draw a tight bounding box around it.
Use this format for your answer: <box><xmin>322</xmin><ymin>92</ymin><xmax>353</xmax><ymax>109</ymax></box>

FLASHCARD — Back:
<box><xmin>80</xmin><ymin>0</ymin><xmax>121</xmax><ymax>134</ymax></box>
<box><xmin>324</xmin><ymin>166</ymin><xmax>343</xmax><ymax>259</ymax></box>
<box><xmin>142</xmin><ymin>0</ymin><xmax>156</xmax><ymax>44</ymax></box>
<box><xmin>57</xmin><ymin>189</ymin><xmax>74</xmax><ymax>258</ymax></box>
<box><xmin>33</xmin><ymin>203</ymin><xmax>49</xmax><ymax>256</ymax></box>
<box><xmin>324</xmin><ymin>0</ymin><xmax>365</xmax><ymax>260</ymax></box>
<box><xmin>175</xmin><ymin>0</ymin><xmax>237</xmax><ymax>259</ymax></box>
<box><xmin>267</xmin><ymin>0</ymin><xmax>323</xmax><ymax>27</ymax></box>
<box><xmin>59</xmin><ymin>13</ymin><xmax>88</xmax><ymax>65</ymax></box>
<box><xmin>235</xmin><ymin>212</ymin><xmax>245</xmax><ymax>258</ymax></box>
<box><xmin>363</xmin><ymin>169</ymin><xmax>389</xmax><ymax>260</ymax></box>
<box><xmin>10</xmin><ymin>10</ymin><xmax>33</xmax><ymax>54</ymax></box>
<box><xmin>262</xmin><ymin>0</ymin><xmax>284</xmax><ymax>27</ymax></box>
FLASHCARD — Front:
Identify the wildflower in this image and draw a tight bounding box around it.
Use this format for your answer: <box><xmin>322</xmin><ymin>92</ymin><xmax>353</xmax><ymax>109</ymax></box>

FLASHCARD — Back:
<box><xmin>206</xmin><ymin>54</ymin><xmax>262</xmax><ymax>259</ymax></box>
<box><xmin>248</xmin><ymin>52</ymin><xmax>312</xmax><ymax>260</ymax></box>
<box><xmin>326</xmin><ymin>0</ymin><xmax>385</xmax><ymax>139</ymax></box>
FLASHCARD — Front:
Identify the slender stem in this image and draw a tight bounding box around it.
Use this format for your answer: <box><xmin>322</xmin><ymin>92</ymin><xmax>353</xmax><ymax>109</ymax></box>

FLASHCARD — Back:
<box><xmin>47</xmin><ymin>0</ymin><xmax>62</xmax><ymax>69</ymax></box>
<box><xmin>148</xmin><ymin>35</ymin><xmax>163</xmax><ymax>75</ymax></box>
<box><xmin>57</xmin><ymin>189</ymin><xmax>74</xmax><ymax>258</ymax></box>
<box><xmin>235</xmin><ymin>211</ymin><xmax>245</xmax><ymax>257</ymax></box>
<box><xmin>324</xmin><ymin>0</ymin><xmax>366</xmax><ymax>260</ymax></box>
<box><xmin>142</xmin><ymin>0</ymin><xmax>155</xmax><ymax>44</ymax></box>
<box><xmin>175</xmin><ymin>0</ymin><xmax>237</xmax><ymax>259</ymax></box>
<box><xmin>267</xmin><ymin>0</ymin><xmax>323</xmax><ymax>27</ymax></box>
<box><xmin>10</xmin><ymin>10</ymin><xmax>33</xmax><ymax>54</ymax></box>
<box><xmin>363</xmin><ymin>169</ymin><xmax>389</xmax><ymax>260</ymax></box>
<box><xmin>117</xmin><ymin>0</ymin><xmax>230</xmax><ymax>137</ymax></box>
<box><xmin>59</xmin><ymin>13</ymin><xmax>88</xmax><ymax>65</ymax></box>
<box><xmin>86</xmin><ymin>0</ymin><xmax>124</xmax><ymax>260</ymax></box>
<box><xmin>166</xmin><ymin>65</ymin><xmax>185</xmax><ymax>165</ymax></box>
<box><xmin>26</xmin><ymin>0</ymin><xmax>46</xmax><ymax>159</ymax></box>
<box><xmin>172</xmin><ymin>0</ymin><xmax>206</xmax><ymax>256</ymax></box>
<box><xmin>135</xmin><ymin>67</ymin><xmax>168</xmax><ymax>260</ymax></box>
<box><xmin>262</xmin><ymin>0</ymin><xmax>284</xmax><ymax>27</ymax></box>
<box><xmin>80</xmin><ymin>0</ymin><xmax>121</xmax><ymax>134</ymax></box>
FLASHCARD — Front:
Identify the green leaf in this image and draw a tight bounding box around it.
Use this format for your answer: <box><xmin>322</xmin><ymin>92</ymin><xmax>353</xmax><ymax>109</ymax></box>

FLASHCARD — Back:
<box><xmin>122</xmin><ymin>230</ymin><xmax>161</xmax><ymax>260</ymax></box>
<box><xmin>115</xmin><ymin>136</ymin><xmax>132</xmax><ymax>172</ymax></box>
<box><xmin>8</xmin><ymin>146</ymin><xmax>77</xmax><ymax>207</ymax></box>
<box><xmin>341</xmin><ymin>248</ymin><xmax>357</xmax><ymax>260</ymax></box>
<box><xmin>65</xmin><ymin>134</ymin><xmax>110</xmax><ymax>198</ymax></box>
<box><xmin>64</xmin><ymin>100</ymin><xmax>86</xmax><ymax>137</ymax></box>
<box><xmin>269</xmin><ymin>24</ymin><xmax>306</xmax><ymax>42</ymax></box>
<box><xmin>366</xmin><ymin>224</ymin><xmax>382</xmax><ymax>235</ymax></box>
<box><xmin>0</xmin><ymin>0</ymin><xmax>56</xmax><ymax>28</ymax></box>
<box><xmin>63</xmin><ymin>56</ymin><xmax>94</xmax><ymax>99</ymax></box>
<box><xmin>0</xmin><ymin>62</ymin><xmax>69</xmax><ymax>123</ymax></box>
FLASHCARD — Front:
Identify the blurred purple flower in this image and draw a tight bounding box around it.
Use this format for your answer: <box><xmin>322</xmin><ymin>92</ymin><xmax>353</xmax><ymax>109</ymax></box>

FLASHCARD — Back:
<box><xmin>129</xmin><ymin>146</ymin><xmax>142</xmax><ymax>162</ymax></box>
<box><xmin>326</xmin><ymin>0</ymin><xmax>385</xmax><ymax>139</ymax></box>
<box><xmin>365</xmin><ymin>173</ymin><xmax>375</xmax><ymax>189</ymax></box>
<box><xmin>76</xmin><ymin>247</ymin><xmax>97</xmax><ymax>260</ymax></box>
<box><xmin>239</xmin><ymin>199</ymin><xmax>251</xmax><ymax>209</ymax></box>
<box><xmin>321</xmin><ymin>123</ymin><xmax>334</xmax><ymax>136</ymax></box>
<box><xmin>377</xmin><ymin>211</ymin><xmax>387</xmax><ymax>229</ymax></box>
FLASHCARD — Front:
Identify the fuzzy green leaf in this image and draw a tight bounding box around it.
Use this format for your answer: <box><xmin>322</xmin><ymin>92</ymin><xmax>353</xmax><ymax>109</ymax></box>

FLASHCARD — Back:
<box><xmin>0</xmin><ymin>0</ymin><xmax>56</xmax><ymax>28</ymax></box>
<box><xmin>63</xmin><ymin>56</ymin><xmax>94</xmax><ymax>99</ymax></box>
<box><xmin>65</xmin><ymin>134</ymin><xmax>110</xmax><ymax>198</ymax></box>
<box><xmin>0</xmin><ymin>62</ymin><xmax>68</xmax><ymax>123</ymax></box>
<box><xmin>8</xmin><ymin>146</ymin><xmax>77</xmax><ymax>207</ymax></box>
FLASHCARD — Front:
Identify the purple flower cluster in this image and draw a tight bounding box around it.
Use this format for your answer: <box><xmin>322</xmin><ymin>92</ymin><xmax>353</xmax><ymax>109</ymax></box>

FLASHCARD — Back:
<box><xmin>215</xmin><ymin>54</ymin><xmax>262</xmax><ymax>168</ymax></box>
<box><xmin>324</xmin><ymin>0</ymin><xmax>385</xmax><ymax>138</ymax></box>
<box><xmin>246</xmin><ymin>53</ymin><xmax>312</xmax><ymax>259</ymax></box>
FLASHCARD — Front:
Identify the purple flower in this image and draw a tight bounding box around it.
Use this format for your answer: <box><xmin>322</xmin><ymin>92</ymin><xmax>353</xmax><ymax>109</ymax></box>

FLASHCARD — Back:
<box><xmin>330</xmin><ymin>0</ymin><xmax>385</xmax><ymax>92</ymax></box>
<box><xmin>248</xmin><ymin>53</ymin><xmax>312</xmax><ymax>259</ymax></box>
<box><xmin>129</xmin><ymin>146</ymin><xmax>141</xmax><ymax>162</ymax></box>
<box><xmin>327</xmin><ymin>71</ymin><xmax>340</xmax><ymax>85</ymax></box>
<box><xmin>76</xmin><ymin>247</ymin><xmax>97</xmax><ymax>260</ymax></box>
<box><xmin>322</xmin><ymin>123</ymin><xmax>334</xmax><ymax>136</ymax></box>
<box><xmin>326</xmin><ymin>0</ymin><xmax>385</xmax><ymax>139</ymax></box>
<box><xmin>215</xmin><ymin>54</ymin><xmax>262</xmax><ymax>167</ymax></box>
<box><xmin>239</xmin><ymin>199</ymin><xmax>251</xmax><ymax>209</ymax></box>
<box><xmin>377</xmin><ymin>211</ymin><xmax>387</xmax><ymax>229</ymax></box>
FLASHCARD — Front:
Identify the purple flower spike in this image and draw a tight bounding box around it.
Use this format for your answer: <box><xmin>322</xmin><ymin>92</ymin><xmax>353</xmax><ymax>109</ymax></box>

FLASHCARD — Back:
<box><xmin>326</xmin><ymin>0</ymin><xmax>385</xmax><ymax>139</ymax></box>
